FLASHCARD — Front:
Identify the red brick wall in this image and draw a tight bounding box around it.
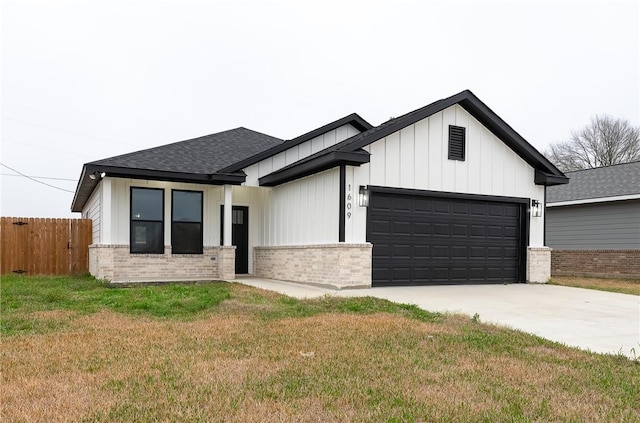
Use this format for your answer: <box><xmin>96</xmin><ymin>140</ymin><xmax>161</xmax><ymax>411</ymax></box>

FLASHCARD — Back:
<box><xmin>551</xmin><ymin>250</ymin><xmax>640</xmax><ymax>278</ymax></box>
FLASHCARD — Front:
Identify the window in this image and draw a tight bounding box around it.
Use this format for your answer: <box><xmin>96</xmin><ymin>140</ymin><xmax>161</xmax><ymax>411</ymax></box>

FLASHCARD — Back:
<box><xmin>172</xmin><ymin>190</ymin><xmax>203</xmax><ymax>254</ymax></box>
<box><xmin>130</xmin><ymin>187</ymin><xmax>164</xmax><ymax>254</ymax></box>
<box><xmin>448</xmin><ymin>125</ymin><xmax>466</xmax><ymax>161</ymax></box>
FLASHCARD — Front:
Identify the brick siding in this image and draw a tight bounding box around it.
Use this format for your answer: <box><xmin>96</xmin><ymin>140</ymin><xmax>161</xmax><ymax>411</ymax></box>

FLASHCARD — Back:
<box><xmin>254</xmin><ymin>244</ymin><xmax>373</xmax><ymax>289</ymax></box>
<box><xmin>89</xmin><ymin>245</ymin><xmax>236</xmax><ymax>282</ymax></box>
<box><xmin>551</xmin><ymin>250</ymin><xmax>640</xmax><ymax>278</ymax></box>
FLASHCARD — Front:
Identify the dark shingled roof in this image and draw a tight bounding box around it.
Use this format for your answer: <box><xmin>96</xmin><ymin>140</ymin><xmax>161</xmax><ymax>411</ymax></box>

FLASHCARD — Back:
<box><xmin>71</xmin><ymin>127</ymin><xmax>283</xmax><ymax>212</ymax></box>
<box><xmin>90</xmin><ymin>127</ymin><xmax>283</xmax><ymax>174</ymax></box>
<box><xmin>547</xmin><ymin>161</ymin><xmax>640</xmax><ymax>203</ymax></box>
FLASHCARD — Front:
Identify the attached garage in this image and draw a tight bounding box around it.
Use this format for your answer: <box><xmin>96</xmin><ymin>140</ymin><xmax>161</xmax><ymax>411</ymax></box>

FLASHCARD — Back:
<box><xmin>367</xmin><ymin>188</ymin><xmax>528</xmax><ymax>286</ymax></box>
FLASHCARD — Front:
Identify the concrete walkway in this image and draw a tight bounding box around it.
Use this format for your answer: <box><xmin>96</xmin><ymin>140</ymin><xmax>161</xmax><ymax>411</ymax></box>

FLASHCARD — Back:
<box><xmin>235</xmin><ymin>276</ymin><xmax>640</xmax><ymax>358</ymax></box>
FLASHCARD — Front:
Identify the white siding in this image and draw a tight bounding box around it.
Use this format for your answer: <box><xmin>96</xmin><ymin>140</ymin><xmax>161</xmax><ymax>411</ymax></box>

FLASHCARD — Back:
<box><xmin>104</xmin><ymin>178</ymin><xmax>267</xmax><ymax>273</ymax></box>
<box><xmin>83</xmin><ymin>183</ymin><xmax>102</xmax><ymax>243</ymax></box>
<box><xmin>262</xmin><ymin>168</ymin><xmax>340</xmax><ymax>246</ymax></box>
<box><xmin>243</xmin><ymin>123</ymin><xmax>362</xmax><ymax>186</ymax></box>
<box><xmin>350</xmin><ymin>105</ymin><xmax>546</xmax><ymax>246</ymax></box>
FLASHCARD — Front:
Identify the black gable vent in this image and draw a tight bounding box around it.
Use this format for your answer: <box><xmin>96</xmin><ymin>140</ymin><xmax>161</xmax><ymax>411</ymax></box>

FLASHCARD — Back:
<box><xmin>448</xmin><ymin>125</ymin><xmax>466</xmax><ymax>161</ymax></box>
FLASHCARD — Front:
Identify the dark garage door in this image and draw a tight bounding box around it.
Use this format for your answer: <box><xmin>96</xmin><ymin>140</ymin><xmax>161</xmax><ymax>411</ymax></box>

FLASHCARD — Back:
<box><xmin>368</xmin><ymin>190</ymin><xmax>525</xmax><ymax>286</ymax></box>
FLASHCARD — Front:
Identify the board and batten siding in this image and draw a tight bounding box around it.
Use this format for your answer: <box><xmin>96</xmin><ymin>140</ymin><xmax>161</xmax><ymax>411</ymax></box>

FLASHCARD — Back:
<box><xmin>243</xmin><ymin>123</ymin><xmax>362</xmax><ymax>186</ymax></box>
<box><xmin>350</xmin><ymin>104</ymin><xmax>546</xmax><ymax>246</ymax></box>
<box><xmin>261</xmin><ymin>168</ymin><xmax>340</xmax><ymax>246</ymax></box>
<box><xmin>83</xmin><ymin>183</ymin><xmax>102</xmax><ymax>244</ymax></box>
<box><xmin>546</xmin><ymin>200</ymin><xmax>640</xmax><ymax>249</ymax></box>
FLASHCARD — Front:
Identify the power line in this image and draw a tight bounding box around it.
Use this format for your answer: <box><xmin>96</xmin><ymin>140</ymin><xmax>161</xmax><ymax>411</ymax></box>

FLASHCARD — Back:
<box><xmin>1</xmin><ymin>136</ymin><xmax>93</xmax><ymax>160</ymax></box>
<box><xmin>0</xmin><ymin>173</ymin><xmax>77</xmax><ymax>182</ymax></box>
<box><xmin>0</xmin><ymin>163</ymin><xmax>76</xmax><ymax>193</ymax></box>
<box><xmin>2</xmin><ymin>116</ymin><xmax>142</xmax><ymax>148</ymax></box>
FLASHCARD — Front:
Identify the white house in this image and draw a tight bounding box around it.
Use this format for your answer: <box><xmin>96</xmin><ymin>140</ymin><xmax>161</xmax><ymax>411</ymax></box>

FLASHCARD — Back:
<box><xmin>71</xmin><ymin>90</ymin><xmax>568</xmax><ymax>287</ymax></box>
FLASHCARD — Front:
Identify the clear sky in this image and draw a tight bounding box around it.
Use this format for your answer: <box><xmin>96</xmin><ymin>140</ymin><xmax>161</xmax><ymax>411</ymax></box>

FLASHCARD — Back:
<box><xmin>1</xmin><ymin>0</ymin><xmax>638</xmax><ymax>218</ymax></box>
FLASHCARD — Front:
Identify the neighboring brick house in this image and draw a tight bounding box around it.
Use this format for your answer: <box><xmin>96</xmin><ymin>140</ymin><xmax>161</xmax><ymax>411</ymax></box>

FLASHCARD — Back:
<box><xmin>546</xmin><ymin>161</ymin><xmax>640</xmax><ymax>278</ymax></box>
<box><xmin>71</xmin><ymin>90</ymin><xmax>568</xmax><ymax>287</ymax></box>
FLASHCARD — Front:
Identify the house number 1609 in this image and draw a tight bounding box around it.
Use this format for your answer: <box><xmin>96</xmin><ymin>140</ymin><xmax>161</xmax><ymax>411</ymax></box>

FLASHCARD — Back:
<box><xmin>346</xmin><ymin>184</ymin><xmax>352</xmax><ymax>218</ymax></box>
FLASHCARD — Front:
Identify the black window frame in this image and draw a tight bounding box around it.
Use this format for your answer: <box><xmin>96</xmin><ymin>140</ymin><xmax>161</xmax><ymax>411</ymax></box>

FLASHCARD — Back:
<box><xmin>448</xmin><ymin>125</ymin><xmax>466</xmax><ymax>161</ymax></box>
<box><xmin>171</xmin><ymin>189</ymin><xmax>203</xmax><ymax>254</ymax></box>
<box><xmin>130</xmin><ymin>187</ymin><xmax>165</xmax><ymax>254</ymax></box>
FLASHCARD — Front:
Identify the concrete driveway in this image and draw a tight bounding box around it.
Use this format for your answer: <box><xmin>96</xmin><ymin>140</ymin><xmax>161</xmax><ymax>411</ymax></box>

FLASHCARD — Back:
<box><xmin>236</xmin><ymin>277</ymin><xmax>640</xmax><ymax>358</ymax></box>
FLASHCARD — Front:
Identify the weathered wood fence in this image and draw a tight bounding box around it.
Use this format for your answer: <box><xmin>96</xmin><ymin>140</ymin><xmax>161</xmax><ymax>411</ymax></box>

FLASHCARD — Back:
<box><xmin>0</xmin><ymin>217</ymin><xmax>92</xmax><ymax>275</ymax></box>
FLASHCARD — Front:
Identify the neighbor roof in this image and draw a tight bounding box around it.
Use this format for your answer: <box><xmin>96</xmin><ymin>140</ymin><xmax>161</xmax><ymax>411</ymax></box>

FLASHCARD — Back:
<box><xmin>547</xmin><ymin>161</ymin><xmax>640</xmax><ymax>204</ymax></box>
<box><xmin>259</xmin><ymin>90</ymin><xmax>569</xmax><ymax>187</ymax></box>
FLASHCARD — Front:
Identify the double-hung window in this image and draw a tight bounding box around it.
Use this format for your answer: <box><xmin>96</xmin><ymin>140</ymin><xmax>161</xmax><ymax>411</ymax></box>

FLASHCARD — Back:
<box><xmin>171</xmin><ymin>190</ymin><xmax>203</xmax><ymax>254</ymax></box>
<box><xmin>130</xmin><ymin>187</ymin><xmax>164</xmax><ymax>254</ymax></box>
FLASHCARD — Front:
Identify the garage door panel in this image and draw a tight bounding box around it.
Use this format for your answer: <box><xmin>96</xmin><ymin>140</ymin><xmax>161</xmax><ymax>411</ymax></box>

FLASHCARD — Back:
<box><xmin>392</xmin><ymin>197</ymin><xmax>412</xmax><ymax>211</ymax></box>
<box><xmin>452</xmin><ymin>224</ymin><xmax>469</xmax><ymax>237</ymax></box>
<box><xmin>393</xmin><ymin>221</ymin><xmax>411</xmax><ymax>235</ymax></box>
<box><xmin>368</xmin><ymin>191</ymin><xmax>524</xmax><ymax>286</ymax></box>
<box><xmin>433</xmin><ymin>224</ymin><xmax>450</xmax><ymax>236</ymax></box>
<box><xmin>434</xmin><ymin>200</ymin><xmax>450</xmax><ymax>214</ymax></box>
<box><xmin>452</xmin><ymin>246</ymin><xmax>468</xmax><ymax>258</ymax></box>
<box><xmin>414</xmin><ymin>222</ymin><xmax>431</xmax><ymax>235</ymax></box>
<box><xmin>370</xmin><ymin>219</ymin><xmax>391</xmax><ymax>234</ymax></box>
<box><xmin>413</xmin><ymin>245</ymin><xmax>431</xmax><ymax>259</ymax></box>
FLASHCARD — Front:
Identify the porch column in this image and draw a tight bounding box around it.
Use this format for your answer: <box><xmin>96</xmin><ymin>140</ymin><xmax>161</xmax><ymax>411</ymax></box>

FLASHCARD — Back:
<box><xmin>223</xmin><ymin>184</ymin><xmax>232</xmax><ymax>246</ymax></box>
<box><xmin>101</xmin><ymin>178</ymin><xmax>112</xmax><ymax>244</ymax></box>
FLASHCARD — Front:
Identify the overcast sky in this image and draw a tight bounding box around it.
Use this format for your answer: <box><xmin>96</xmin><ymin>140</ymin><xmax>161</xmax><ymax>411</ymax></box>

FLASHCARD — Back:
<box><xmin>1</xmin><ymin>0</ymin><xmax>638</xmax><ymax>218</ymax></box>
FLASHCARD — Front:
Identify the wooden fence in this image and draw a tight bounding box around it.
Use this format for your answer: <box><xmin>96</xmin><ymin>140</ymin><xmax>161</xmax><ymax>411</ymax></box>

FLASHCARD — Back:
<box><xmin>0</xmin><ymin>217</ymin><xmax>92</xmax><ymax>276</ymax></box>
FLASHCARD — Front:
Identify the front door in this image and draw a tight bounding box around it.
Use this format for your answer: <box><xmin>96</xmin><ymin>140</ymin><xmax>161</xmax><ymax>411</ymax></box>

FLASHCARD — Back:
<box><xmin>220</xmin><ymin>206</ymin><xmax>249</xmax><ymax>274</ymax></box>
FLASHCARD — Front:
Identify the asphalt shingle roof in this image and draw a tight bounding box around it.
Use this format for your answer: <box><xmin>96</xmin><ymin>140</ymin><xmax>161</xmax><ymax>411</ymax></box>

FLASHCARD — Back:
<box><xmin>546</xmin><ymin>161</ymin><xmax>640</xmax><ymax>203</ymax></box>
<box><xmin>90</xmin><ymin>127</ymin><xmax>283</xmax><ymax>174</ymax></box>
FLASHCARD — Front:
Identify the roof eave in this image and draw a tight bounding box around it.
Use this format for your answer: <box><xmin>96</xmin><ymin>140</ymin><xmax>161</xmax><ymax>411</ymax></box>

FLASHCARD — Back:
<box><xmin>70</xmin><ymin>164</ymin><xmax>246</xmax><ymax>212</ymax></box>
<box><xmin>220</xmin><ymin>113</ymin><xmax>373</xmax><ymax>174</ymax></box>
<box><xmin>259</xmin><ymin>150</ymin><xmax>370</xmax><ymax>187</ymax></box>
<box><xmin>534</xmin><ymin>169</ymin><xmax>570</xmax><ymax>186</ymax></box>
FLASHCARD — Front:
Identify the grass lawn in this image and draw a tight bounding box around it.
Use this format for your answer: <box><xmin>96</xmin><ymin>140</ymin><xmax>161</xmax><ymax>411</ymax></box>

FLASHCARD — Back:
<box><xmin>2</xmin><ymin>275</ymin><xmax>639</xmax><ymax>422</ymax></box>
<box><xmin>550</xmin><ymin>276</ymin><xmax>640</xmax><ymax>296</ymax></box>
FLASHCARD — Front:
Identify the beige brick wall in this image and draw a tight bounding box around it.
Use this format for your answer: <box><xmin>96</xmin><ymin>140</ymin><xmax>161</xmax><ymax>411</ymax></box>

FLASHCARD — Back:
<box><xmin>527</xmin><ymin>247</ymin><xmax>551</xmax><ymax>283</ymax></box>
<box><xmin>88</xmin><ymin>245</ymin><xmax>236</xmax><ymax>282</ymax></box>
<box><xmin>254</xmin><ymin>243</ymin><xmax>373</xmax><ymax>289</ymax></box>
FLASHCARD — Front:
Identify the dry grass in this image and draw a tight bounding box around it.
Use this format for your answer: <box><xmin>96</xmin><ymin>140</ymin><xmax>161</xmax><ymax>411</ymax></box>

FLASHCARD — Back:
<box><xmin>550</xmin><ymin>276</ymin><xmax>640</xmax><ymax>296</ymax></box>
<box><xmin>2</xmin><ymin>276</ymin><xmax>639</xmax><ymax>422</ymax></box>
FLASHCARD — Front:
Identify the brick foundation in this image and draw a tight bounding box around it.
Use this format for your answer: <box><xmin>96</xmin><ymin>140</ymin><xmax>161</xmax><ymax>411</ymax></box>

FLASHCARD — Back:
<box><xmin>526</xmin><ymin>247</ymin><xmax>552</xmax><ymax>283</ymax></box>
<box><xmin>253</xmin><ymin>243</ymin><xmax>373</xmax><ymax>289</ymax></box>
<box><xmin>89</xmin><ymin>245</ymin><xmax>236</xmax><ymax>283</ymax></box>
<box><xmin>551</xmin><ymin>250</ymin><xmax>640</xmax><ymax>279</ymax></box>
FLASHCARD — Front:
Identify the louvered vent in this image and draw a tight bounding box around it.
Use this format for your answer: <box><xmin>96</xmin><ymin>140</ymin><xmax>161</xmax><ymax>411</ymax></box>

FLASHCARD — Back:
<box><xmin>448</xmin><ymin>125</ymin><xmax>466</xmax><ymax>161</ymax></box>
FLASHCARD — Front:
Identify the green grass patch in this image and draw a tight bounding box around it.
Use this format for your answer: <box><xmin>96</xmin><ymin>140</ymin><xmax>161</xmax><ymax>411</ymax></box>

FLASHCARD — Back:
<box><xmin>549</xmin><ymin>276</ymin><xmax>640</xmax><ymax>296</ymax></box>
<box><xmin>1</xmin><ymin>275</ymin><xmax>439</xmax><ymax>337</ymax></box>
<box><xmin>2</xmin><ymin>275</ymin><xmax>639</xmax><ymax>422</ymax></box>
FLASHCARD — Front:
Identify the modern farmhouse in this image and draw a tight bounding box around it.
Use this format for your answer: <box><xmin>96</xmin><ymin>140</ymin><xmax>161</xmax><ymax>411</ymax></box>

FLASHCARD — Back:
<box><xmin>71</xmin><ymin>90</ymin><xmax>568</xmax><ymax>288</ymax></box>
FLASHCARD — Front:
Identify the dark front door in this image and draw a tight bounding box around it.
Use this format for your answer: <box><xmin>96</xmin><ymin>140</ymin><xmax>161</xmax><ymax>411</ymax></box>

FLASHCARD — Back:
<box><xmin>220</xmin><ymin>206</ymin><xmax>249</xmax><ymax>274</ymax></box>
<box><xmin>367</xmin><ymin>190</ymin><xmax>526</xmax><ymax>286</ymax></box>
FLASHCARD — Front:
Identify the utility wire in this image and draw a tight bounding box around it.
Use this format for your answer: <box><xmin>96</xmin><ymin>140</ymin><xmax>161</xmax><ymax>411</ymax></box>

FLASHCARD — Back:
<box><xmin>0</xmin><ymin>163</ymin><xmax>75</xmax><ymax>193</ymax></box>
<box><xmin>0</xmin><ymin>173</ymin><xmax>77</xmax><ymax>181</ymax></box>
<box><xmin>2</xmin><ymin>116</ymin><xmax>141</xmax><ymax>148</ymax></box>
<box><xmin>1</xmin><ymin>136</ymin><xmax>93</xmax><ymax>160</ymax></box>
